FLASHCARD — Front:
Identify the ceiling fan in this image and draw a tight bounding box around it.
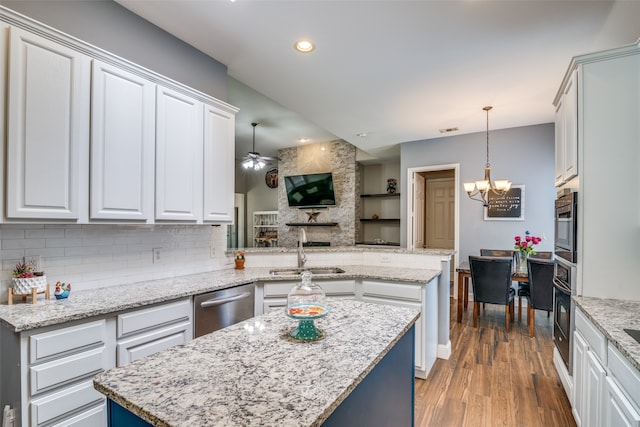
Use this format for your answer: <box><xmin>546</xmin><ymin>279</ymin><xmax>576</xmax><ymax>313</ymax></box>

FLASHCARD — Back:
<box><xmin>242</xmin><ymin>122</ymin><xmax>279</xmax><ymax>170</ymax></box>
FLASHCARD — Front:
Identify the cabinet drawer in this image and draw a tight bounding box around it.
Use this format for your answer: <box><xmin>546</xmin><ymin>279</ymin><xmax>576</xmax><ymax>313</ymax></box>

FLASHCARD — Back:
<box><xmin>320</xmin><ymin>280</ymin><xmax>356</xmax><ymax>296</ymax></box>
<box><xmin>30</xmin><ymin>347</ymin><xmax>108</xmax><ymax>395</ymax></box>
<box><xmin>117</xmin><ymin>321</ymin><xmax>191</xmax><ymax>366</ymax></box>
<box><xmin>117</xmin><ymin>298</ymin><xmax>191</xmax><ymax>339</ymax></box>
<box><xmin>263</xmin><ymin>281</ymin><xmax>297</xmax><ymax>297</ymax></box>
<box><xmin>362</xmin><ymin>280</ymin><xmax>422</xmax><ymax>302</ymax></box>
<box><xmin>30</xmin><ymin>320</ymin><xmax>107</xmax><ymax>364</ymax></box>
<box><xmin>50</xmin><ymin>404</ymin><xmax>107</xmax><ymax>427</ymax></box>
<box><xmin>575</xmin><ymin>308</ymin><xmax>606</xmax><ymax>363</ymax></box>
<box><xmin>30</xmin><ymin>380</ymin><xmax>105</xmax><ymax>426</ymax></box>
<box><xmin>608</xmin><ymin>343</ymin><xmax>640</xmax><ymax>410</ymax></box>
<box><xmin>264</xmin><ymin>280</ymin><xmax>356</xmax><ymax>298</ymax></box>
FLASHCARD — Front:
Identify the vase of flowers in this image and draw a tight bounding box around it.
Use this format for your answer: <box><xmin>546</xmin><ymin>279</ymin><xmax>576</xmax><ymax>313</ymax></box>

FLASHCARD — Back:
<box><xmin>514</xmin><ymin>231</ymin><xmax>542</xmax><ymax>271</ymax></box>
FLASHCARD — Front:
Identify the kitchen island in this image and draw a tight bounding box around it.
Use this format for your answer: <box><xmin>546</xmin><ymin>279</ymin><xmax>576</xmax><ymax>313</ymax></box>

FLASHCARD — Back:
<box><xmin>93</xmin><ymin>300</ymin><xmax>419</xmax><ymax>427</ymax></box>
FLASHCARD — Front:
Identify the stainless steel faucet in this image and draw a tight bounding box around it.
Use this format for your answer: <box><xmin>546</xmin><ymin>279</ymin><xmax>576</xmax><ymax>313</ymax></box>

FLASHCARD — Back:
<box><xmin>297</xmin><ymin>228</ymin><xmax>307</xmax><ymax>268</ymax></box>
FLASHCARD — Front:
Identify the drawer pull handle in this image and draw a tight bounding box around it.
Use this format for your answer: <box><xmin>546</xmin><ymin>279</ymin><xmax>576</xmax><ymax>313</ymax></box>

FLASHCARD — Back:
<box><xmin>200</xmin><ymin>292</ymin><xmax>251</xmax><ymax>308</ymax></box>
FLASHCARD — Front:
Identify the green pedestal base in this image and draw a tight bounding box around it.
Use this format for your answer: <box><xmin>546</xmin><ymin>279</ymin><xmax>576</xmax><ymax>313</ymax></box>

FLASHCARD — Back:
<box><xmin>290</xmin><ymin>319</ymin><xmax>325</xmax><ymax>341</ymax></box>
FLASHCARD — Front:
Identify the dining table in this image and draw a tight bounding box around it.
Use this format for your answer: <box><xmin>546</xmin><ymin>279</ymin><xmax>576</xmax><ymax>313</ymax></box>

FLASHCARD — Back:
<box><xmin>456</xmin><ymin>260</ymin><xmax>529</xmax><ymax>323</ymax></box>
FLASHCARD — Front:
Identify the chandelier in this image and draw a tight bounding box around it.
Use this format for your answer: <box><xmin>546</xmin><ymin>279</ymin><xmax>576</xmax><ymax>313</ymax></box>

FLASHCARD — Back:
<box><xmin>463</xmin><ymin>106</ymin><xmax>512</xmax><ymax>207</ymax></box>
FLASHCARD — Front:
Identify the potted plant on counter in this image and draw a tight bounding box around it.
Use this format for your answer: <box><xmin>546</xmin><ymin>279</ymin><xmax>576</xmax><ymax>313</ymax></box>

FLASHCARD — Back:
<box><xmin>11</xmin><ymin>261</ymin><xmax>47</xmax><ymax>295</ymax></box>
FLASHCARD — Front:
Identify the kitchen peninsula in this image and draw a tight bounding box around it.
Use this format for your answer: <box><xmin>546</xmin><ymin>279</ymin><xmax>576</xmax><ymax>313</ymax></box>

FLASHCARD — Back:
<box><xmin>94</xmin><ymin>300</ymin><xmax>419</xmax><ymax>427</ymax></box>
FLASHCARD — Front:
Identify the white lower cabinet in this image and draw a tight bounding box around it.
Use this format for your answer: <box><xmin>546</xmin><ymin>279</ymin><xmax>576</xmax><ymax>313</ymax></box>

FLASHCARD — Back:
<box><xmin>604</xmin><ymin>344</ymin><xmax>640</xmax><ymax>427</ymax></box>
<box><xmin>1</xmin><ymin>298</ymin><xmax>193</xmax><ymax>426</ymax></box>
<box><xmin>573</xmin><ymin>307</ymin><xmax>640</xmax><ymax>427</ymax></box>
<box><xmin>573</xmin><ymin>309</ymin><xmax>606</xmax><ymax>427</ymax></box>
<box><xmin>256</xmin><ymin>277</ymin><xmax>437</xmax><ymax>379</ymax></box>
<box><xmin>116</xmin><ymin>298</ymin><xmax>193</xmax><ymax>366</ymax></box>
<box><xmin>22</xmin><ymin>319</ymin><xmax>115</xmax><ymax>427</ymax></box>
<box><xmin>258</xmin><ymin>280</ymin><xmax>356</xmax><ymax>314</ymax></box>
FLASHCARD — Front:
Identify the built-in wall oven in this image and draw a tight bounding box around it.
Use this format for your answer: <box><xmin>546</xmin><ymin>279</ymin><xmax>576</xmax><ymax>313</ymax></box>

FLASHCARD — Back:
<box><xmin>554</xmin><ymin>192</ymin><xmax>577</xmax><ymax>263</ymax></box>
<box><xmin>553</xmin><ymin>191</ymin><xmax>578</xmax><ymax>371</ymax></box>
<box><xmin>553</xmin><ymin>258</ymin><xmax>576</xmax><ymax>370</ymax></box>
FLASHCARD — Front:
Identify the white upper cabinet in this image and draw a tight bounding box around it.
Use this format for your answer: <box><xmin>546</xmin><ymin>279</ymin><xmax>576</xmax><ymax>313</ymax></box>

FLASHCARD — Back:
<box><xmin>90</xmin><ymin>60</ymin><xmax>155</xmax><ymax>221</ymax></box>
<box><xmin>6</xmin><ymin>26</ymin><xmax>90</xmax><ymax>220</ymax></box>
<box><xmin>203</xmin><ymin>103</ymin><xmax>235</xmax><ymax>223</ymax></box>
<box><xmin>155</xmin><ymin>86</ymin><xmax>203</xmax><ymax>222</ymax></box>
<box><xmin>1</xmin><ymin>9</ymin><xmax>237</xmax><ymax>225</ymax></box>
<box><xmin>554</xmin><ymin>69</ymin><xmax>578</xmax><ymax>187</ymax></box>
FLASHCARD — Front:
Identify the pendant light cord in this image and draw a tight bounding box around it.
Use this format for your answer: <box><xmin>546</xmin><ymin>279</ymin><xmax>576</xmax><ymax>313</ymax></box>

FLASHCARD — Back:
<box><xmin>484</xmin><ymin>106</ymin><xmax>491</xmax><ymax>168</ymax></box>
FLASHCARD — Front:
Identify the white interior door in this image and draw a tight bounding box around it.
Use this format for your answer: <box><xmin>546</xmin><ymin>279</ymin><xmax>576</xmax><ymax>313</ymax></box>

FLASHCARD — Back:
<box><xmin>413</xmin><ymin>174</ymin><xmax>426</xmax><ymax>249</ymax></box>
<box><xmin>426</xmin><ymin>177</ymin><xmax>455</xmax><ymax>249</ymax></box>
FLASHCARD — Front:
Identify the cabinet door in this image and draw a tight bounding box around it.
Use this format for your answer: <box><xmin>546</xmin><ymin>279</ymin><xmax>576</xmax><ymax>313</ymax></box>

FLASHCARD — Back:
<box><xmin>584</xmin><ymin>350</ymin><xmax>606</xmax><ymax>427</ymax></box>
<box><xmin>90</xmin><ymin>60</ymin><xmax>155</xmax><ymax>221</ymax></box>
<box><xmin>6</xmin><ymin>26</ymin><xmax>90</xmax><ymax>220</ymax></box>
<box><xmin>554</xmin><ymin>98</ymin><xmax>566</xmax><ymax>186</ymax></box>
<box><xmin>562</xmin><ymin>70</ymin><xmax>578</xmax><ymax>181</ymax></box>
<box><xmin>573</xmin><ymin>330</ymin><xmax>588</xmax><ymax>426</ymax></box>
<box><xmin>155</xmin><ymin>86</ymin><xmax>203</xmax><ymax>221</ymax></box>
<box><xmin>0</xmin><ymin>22</ymin><xmax>7</xmax><ymax>222</ymax></box>
<box><xmin>604</xmin><ymin>377</ymin><xmax>640</xmax><ymax>427</ymax></box>
<box><xmin>203</xmin><ymin>103</ymin><xmax>235</xmax><ymax>223</ymax></box>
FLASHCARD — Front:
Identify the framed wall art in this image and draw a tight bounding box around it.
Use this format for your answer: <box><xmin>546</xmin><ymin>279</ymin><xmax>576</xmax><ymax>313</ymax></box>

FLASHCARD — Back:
<box><xmin>484</xmin><ymin>185</ymin><xmax>524</xmax><ymax>221</ymax></box>
<box><xmin>265</xmin><ymin>167</ymin><xmax>278</xmax><ymax>188</ymax></box>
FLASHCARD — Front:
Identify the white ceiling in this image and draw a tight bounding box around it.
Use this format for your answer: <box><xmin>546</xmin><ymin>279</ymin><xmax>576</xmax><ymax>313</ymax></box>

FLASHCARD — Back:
<box><xmin>116</xmin><ymin>0</ymin><xmax>640</xmax><ymax>160</ymax></box>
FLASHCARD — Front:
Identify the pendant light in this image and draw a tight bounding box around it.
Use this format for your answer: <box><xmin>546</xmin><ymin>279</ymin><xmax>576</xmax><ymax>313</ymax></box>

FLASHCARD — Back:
<box><xmin>463</xmin><ymin>106</ymin><xmax>512</xmax><ymax>207</ymax></box>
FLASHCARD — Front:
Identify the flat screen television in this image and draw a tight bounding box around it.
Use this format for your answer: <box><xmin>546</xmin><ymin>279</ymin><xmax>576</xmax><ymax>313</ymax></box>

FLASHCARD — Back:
<box><xmin>284</xmin><ymin>172</ymin><xmax>336</xmax><ymax>208</ymax></box>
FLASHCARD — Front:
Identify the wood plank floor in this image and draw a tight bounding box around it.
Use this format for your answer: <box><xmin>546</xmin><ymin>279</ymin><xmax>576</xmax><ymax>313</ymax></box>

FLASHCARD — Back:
<box><xmin>415</xmin><ymin>299</ymin><xmax>576</xmax><ymax>427</ymax></box>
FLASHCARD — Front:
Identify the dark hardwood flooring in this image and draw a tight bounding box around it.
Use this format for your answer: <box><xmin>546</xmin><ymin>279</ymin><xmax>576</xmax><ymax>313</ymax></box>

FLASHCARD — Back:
<box><xmin>415</xmin><ymin>299</ymin><xmax>576</xmax><ymax>426</ymax></box>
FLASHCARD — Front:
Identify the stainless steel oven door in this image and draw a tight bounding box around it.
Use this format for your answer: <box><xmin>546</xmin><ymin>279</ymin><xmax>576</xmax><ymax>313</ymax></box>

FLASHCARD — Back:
<box><xmin>553</xmin><ymin>279</ymin><xmax>572</xmax><ymax>369</ymax></box>
<box><xmin>554</xmin><ymin>193</ymin><xmax>577</xmax><ymax>263</ymax></box>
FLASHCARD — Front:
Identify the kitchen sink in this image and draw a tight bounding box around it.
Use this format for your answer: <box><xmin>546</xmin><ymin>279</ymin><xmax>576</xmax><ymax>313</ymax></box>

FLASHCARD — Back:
<box><xmin>269</xmin><ymin>267</ymin><xmax>345</xmax><ymax>276</ymax></box>
<box><xmin>624</xmin><ymin>329</ymin><xmax>640</xmax><ymax>345</ymax></box>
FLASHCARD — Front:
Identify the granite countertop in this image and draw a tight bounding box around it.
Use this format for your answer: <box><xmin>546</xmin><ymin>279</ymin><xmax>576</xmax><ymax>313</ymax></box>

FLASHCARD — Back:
<box><xmin>93</xmin><ymin>300</ymin><xmax>420</xmax><ymax>427</ymax></box>
<box><xmin>0</xmin><ymin>265</ymin><xmax>440</xmax><ymax>332</ymax></box>
<box><xmin>573</xmin><ymin>296</ymin><xmax>640</xmax><ymax>372</ymax></box>
<box><xmin>232</xmin><ymin>246</ymin><xmax>455</xmax><ymax>256</ymax></box>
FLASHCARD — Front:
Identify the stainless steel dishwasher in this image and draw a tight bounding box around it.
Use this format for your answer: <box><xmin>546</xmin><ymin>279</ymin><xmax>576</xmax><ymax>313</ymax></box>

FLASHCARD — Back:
<box><xmin>194</xmin><ymin>283</ymin><xmax>255</xmax><ymax>338</ymax></box>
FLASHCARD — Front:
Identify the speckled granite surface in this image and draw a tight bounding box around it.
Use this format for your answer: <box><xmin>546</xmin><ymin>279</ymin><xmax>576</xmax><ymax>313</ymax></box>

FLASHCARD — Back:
<box><xmin>232</xmin><ymin>246</ymin><xmax>455</xmax><ymax>256</ymax></box>
<box><xmin>573</xmin><ymin>296</ymin><xmax>640</xmax><ymax>372</ymax></box>
<box><xmin>93</xmin><ymin>300</ymin><xmax>419</xmax><ymax>427</ymax></box>
<box><xmin>0</xmin><ymin>265</ymin><xmax>439</xmax><ymax>332</ymax></box>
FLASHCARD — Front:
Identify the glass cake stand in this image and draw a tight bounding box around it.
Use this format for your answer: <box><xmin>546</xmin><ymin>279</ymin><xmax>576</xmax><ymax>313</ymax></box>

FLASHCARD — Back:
<box><xmin>285</xmin><ymin>304</ymin><xmax>329</xmax><ymax>341</ymax></box>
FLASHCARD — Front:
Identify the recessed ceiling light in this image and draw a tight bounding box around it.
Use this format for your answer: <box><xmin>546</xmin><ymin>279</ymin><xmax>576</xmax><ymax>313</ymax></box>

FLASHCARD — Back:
<box><xmin>356</xmin><ymin>132</ymin><xmax>368</xmax><ymax>138</ymax></box>
<box><xmin>294</xmin><ymin>39</ymin><xmax>315</xmax><ymax>53</ymax></box>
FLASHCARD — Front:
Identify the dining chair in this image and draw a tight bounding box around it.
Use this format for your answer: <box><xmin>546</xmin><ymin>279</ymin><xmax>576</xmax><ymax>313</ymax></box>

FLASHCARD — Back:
<box><xmin>479</xmin><ymin>249</ymin><xmax>523</xmax><ymax>317</ymax></box>
<box><xmin>529</xmin><ymin>251</ymin><xmax>553</xmax><ymax>259</ymax></box>
<box><xmin>517</xmin><ymin>251</ymin><xmax>553</xmax><ymax>321</ymax></box>
<box><xmin>469</xmin><ymin>256</ymin><xmax>515</xmax><ymax>332</ymax></box>
<box><xmin>479</xmin><ymin>249</ymin><xmax>518</xmax><ymax>265</ymax></box>
<box><xmin>525</xmin><ymin>258</ymin><xmax>555</xmax><ymax>337</ymax></box>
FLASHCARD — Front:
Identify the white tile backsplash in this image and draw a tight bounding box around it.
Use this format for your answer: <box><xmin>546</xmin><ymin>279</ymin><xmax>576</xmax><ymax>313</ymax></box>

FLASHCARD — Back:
<box><xmin>0</xmin><ymin>224</ymin><xmax>230</xmax><ymax>301</ymax></box>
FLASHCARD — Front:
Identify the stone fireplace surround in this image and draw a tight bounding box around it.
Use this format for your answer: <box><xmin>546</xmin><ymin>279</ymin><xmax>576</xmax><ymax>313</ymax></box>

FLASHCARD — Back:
<box><xmin>277</xmin><ymin>140</ymin><xmax>360</xmax><ymax>247</ymax></box>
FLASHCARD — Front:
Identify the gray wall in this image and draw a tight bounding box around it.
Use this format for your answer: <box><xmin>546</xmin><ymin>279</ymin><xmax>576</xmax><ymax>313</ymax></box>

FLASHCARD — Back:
<box><xmin>401</xmin><ymin>123</ymin><xmax>556</xmax><ymax>264</ymax></box>
<box><xmin>3</xmin><ymin>0</ymin><xmax>229</xmax><ymax>101</ymax></box>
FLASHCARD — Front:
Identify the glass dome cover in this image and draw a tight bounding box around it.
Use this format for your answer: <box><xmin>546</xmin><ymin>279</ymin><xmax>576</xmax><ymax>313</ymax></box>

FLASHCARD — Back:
<box><xmin>285</xmin><ymin>271</ymin><xmax>329</xmax><ymax>341</ymax></box>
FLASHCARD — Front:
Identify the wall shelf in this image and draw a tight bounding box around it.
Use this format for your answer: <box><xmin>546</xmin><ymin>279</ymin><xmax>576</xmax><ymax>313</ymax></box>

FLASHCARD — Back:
<box><xmin>285</xmin><ymin>222</ymin><xmax>338</xmax><ymax>227</ymax></box>
<box><xmin>360</xmin><ymin>193</ymin><xmax>400</xmax><ymax>198</ymax></box>
<box><xmin>360</xmin><ymin>218</ymin><xmax>400</xmax><ymax>222</ymax></box>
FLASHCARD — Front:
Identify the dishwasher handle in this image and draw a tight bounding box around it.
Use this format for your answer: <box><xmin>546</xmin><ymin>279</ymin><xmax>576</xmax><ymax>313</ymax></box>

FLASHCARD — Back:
<box><xmin>199</xmin><ymin>291</ymin><xmax>252</xmax><ymax>309</ymax></box>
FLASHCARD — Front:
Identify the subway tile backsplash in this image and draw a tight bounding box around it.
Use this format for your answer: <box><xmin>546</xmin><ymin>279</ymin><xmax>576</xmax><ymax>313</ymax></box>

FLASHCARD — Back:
<box><xmin>0</xmin><ymin>224</ymin><xmax>231</xmax><ymax>301</ymax></box>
